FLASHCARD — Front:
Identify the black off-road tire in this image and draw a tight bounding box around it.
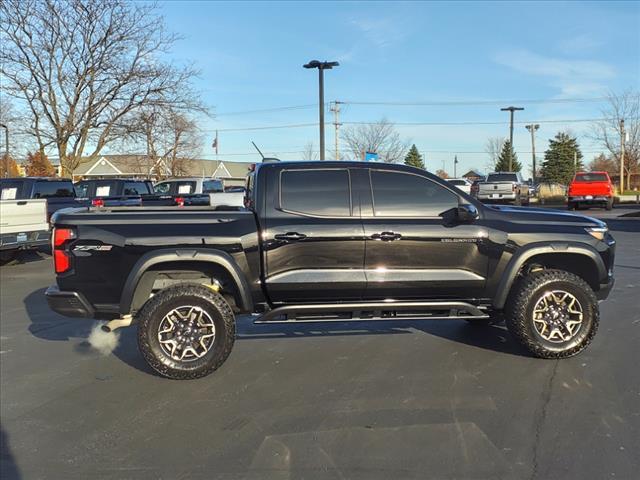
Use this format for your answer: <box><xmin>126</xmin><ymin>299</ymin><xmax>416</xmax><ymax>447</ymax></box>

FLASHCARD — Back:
<box><xmin>137</xmin><ymin>283</ymin><xmax>235</xmax><ymax>380</ymax></box>
<box><xmin>605</xmin><ymin>198</ymin><xmax>613</xmax><ymax>211</ymax></box>
<box><xmin>505</xmin><ymin>270</ymin><xmax>599</xmax><ymax>358</ymax></box>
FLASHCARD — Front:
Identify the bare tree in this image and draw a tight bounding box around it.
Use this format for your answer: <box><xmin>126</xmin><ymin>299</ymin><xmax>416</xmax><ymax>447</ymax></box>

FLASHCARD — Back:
<box><xmin>301</xmin><ymin>141</ymin><xmax>318</xmax><ymax>161</ymax></box>
<box><xmin>590</xmin><ymin>90</ymin><xmax>639</xmax><ymax>189</ymax></box>
<box><xmin>0</xmin><ymin>0</ymin><xmax>207</xmax><ymax>177</ymax></box>
<box><xmin>485</xmin><ymin>137</ymin><xmax>505</xmax><ymax>171</ymax></box>
<box><xmin>341</xmin><ymin>119</ymin><xmax>409</xmax><ymax>163</ymax></box>
<box><xmin>124</xmin><ymin>106</ymin><xmax>202</xmax><ymax>179</ymax></box>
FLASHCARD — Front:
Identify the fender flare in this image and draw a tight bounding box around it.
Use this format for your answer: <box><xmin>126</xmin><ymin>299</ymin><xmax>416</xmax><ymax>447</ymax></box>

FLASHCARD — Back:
<box><xmin>119</xmin><ymin>248</ymin><xmax>253</xmax><ymax>315</ymax></box>
<box><xmin>493</xmin><ymin>242</ymin><xmax>607</xmax><ymax>309</ymax></box>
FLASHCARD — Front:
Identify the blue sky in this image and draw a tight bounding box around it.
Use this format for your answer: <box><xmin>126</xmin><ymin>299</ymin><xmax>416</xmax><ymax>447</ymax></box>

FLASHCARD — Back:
<box><xmin>158</xmin><ymin>0</ymin><xmax>640</xmax><ymax>176</ymax></box>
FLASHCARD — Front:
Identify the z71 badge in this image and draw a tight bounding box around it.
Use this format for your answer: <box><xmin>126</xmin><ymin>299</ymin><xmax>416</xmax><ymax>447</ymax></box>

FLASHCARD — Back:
<box><xmin>73</xmin><ymin>245</ymin><xmax>113</xmax><ymax>251</ymax></box>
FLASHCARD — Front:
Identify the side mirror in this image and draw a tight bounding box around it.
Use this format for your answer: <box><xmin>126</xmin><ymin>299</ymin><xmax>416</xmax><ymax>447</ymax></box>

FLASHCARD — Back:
<box><xmin>457</xmin><ymin>203</ymin><xmax>479</xmax><ymax>223</ymax></box>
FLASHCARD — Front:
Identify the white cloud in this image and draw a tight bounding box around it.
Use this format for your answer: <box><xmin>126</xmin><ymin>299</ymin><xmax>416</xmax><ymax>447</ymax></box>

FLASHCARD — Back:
<box><xmin>349</xmin><ymin>16</ymin><xmax>409</xmax><ymax>49</ymax></box>
<box><xmin>493</xmin><ymin>48</ymin><xmax>615</xmax><ymax>97</ymax></box>
<box><xmin>558</xmin><ymin>34</ymin><xmax>604</xmax><ymax>55</ymax></box>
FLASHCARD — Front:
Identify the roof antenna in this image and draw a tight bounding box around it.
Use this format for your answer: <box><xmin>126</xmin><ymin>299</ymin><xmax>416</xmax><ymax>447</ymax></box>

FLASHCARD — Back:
<box><xmin>251</xmin><ymin>141</ymin><xmax>265</xmax><ymax>159</ymax></box>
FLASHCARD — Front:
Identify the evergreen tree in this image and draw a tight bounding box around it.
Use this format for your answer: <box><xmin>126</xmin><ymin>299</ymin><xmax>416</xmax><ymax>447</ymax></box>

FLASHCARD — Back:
<box><xmin>540</xmin><ymin>132</ymin><xmax>583</xmax><ymax>185</ymax></box>
<box><xmin>403</xmin><ymin>144</ymin><xmax>425</xmax><ymax>169</ymax></box>
<box><xmin>494</xmin><ymin>140</ymin><xmax>522</xmax><ymax>172</ymax></box>
<box><xmin>25</xmin><ymin>151</ymin><xmax>56</xmax><ymax>177</ymax></box>
<box><xmin>1</xmin><ymin>154</ymin><xmax>20</xmax><ymax>177</ymax></box>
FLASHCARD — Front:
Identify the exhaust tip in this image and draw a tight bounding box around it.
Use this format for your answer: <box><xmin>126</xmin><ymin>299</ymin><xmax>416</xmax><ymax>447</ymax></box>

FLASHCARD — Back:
<box><xmin>101</xmin><ymin>325</ymin><xmax>112</xmax><ymax>333</ymax></box>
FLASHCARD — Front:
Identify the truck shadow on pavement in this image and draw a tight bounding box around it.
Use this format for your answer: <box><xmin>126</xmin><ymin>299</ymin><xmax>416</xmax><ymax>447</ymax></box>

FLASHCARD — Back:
<box><xmin>0</xmin><ymin>426</ymin><xmax>21</xmax><ymax>480</ymax></box>
<box><xmin>24</xmin><ymin>289</ymin><xmax>530</xmax><ymax>378</ymax></box>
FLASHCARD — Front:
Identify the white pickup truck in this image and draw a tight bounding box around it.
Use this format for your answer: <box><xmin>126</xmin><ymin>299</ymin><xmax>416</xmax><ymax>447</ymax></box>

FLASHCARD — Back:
<box><xmin>0</xmin><ymin>198</ymin><xmax>50</xmax><ymax>263</ymax></box>
<box><xmin>477</xmin><ymin>172</ymin><xmax>530</xmax><ymax>206</ymax></box>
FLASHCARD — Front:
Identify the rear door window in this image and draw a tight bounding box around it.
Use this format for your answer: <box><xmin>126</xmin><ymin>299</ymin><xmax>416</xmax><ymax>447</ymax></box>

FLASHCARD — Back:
<box><xmin>32</xmin><ymin>181</ymin><xmax>74</xmax><ymax>198</ymax></box>
<box><xmin>176</xmin><ymin>182</ymin><xmax>196</xmax><ymax>194</ymax></box>
<box><xmin>154</xmin><ymin>182</ymin><xmax>172</xmax><ymax>194</ymax></box>
<box><xmin>1</xmin><ymin>181</ymin><xmax>24</xmax><ymax>200</ymax></box>
<box><xmin>280</xmin><ymin>169</ymin><xmax>351</xmax><ymax>217</ymax></box>
<box><xmin>370</xmin><ymin>170</ymin><xmax>458</xmax><ymax>217</ymax></box>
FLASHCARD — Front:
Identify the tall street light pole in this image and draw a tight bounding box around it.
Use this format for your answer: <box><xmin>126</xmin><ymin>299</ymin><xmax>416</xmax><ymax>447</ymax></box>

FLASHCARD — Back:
<box><xmin>501</xmin><ymin>106</ymin><xmax>524</xmax><ymax>171</ymax></box>
<box><xmin>304</xmin><ymin>60</ymin><xmax>339</xmax><ymax>160</ymax></box>
<box><xmin>525</xmin><ymin>124</ymin><xmax>540</xmax><ymax>183</ymax></box>
<box><xmin>620</xmin><ymin>119</ymin><xmax>625</xmax><ymax>194</ymax></box>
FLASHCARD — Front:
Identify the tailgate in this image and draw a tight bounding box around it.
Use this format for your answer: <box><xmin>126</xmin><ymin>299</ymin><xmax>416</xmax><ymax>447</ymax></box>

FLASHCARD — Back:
<box><xmin>569</xmin><ymin>182</ymin><xmax>610</xmax><ymax>196</ymax></box>
<box><xmin>0</xmin><ymin>199</ymin><xmax>49</xmax><ymax>235</ymax></box>
<box><xmin>479</xmin><ymin>183</ymin><xmax>514</xmax><ymax>195</ymax></box>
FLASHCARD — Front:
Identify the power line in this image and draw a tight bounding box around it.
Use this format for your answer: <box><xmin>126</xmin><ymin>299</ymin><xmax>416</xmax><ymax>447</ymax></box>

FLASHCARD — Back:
<box><xmin>206</xmin><ymin>117</ymin><xmax>635</xmax><ymax>133</ymax></box>
<box><xmin>340</xmin><ymin>97</ymin><xmax>621</xmax><ymax>107</ymax></box>
<box><xmin>212</xmin><ymin>96</ymin><xmax>623</xmax><ymax>116</ymax></box>
<box><xmin>215</xmin><ymin>104</ymin><xmax>317</xmax><ymax>117</ymax></box>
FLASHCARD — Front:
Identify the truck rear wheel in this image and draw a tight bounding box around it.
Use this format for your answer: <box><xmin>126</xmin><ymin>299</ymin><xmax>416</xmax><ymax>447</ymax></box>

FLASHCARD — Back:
<box><xmin>137</xmin><ymin>284</ymin><xmax>235</xmax><ymax>380</ymax></box>
<box><xmin>605</xmin><ymin>198</ymin><xmax>613</xmax><ymax>211</ymax></box>
<box><xmin>505</xmin><ymin>270</ymin><xmax>598</xmax><ymax>358</ymax></box>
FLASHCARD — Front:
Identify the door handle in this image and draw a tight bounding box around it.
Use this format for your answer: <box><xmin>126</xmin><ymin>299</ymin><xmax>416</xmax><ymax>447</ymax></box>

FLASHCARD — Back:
<box><xmin>371</xmin><ymin>231</ymin><xmax>402</xmax><ymax>241</ymax></box>
<box><xmin>274</xmin><ymin>232</ymin><xmax>307</xmax><ymax>241</ymax></box>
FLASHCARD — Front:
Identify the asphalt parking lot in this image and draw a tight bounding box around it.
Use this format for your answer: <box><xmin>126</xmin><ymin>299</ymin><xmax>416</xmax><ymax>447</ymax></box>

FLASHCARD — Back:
<box><xmin>1</xmin><ymin>206</ymin><xmax>639</xmax><ymax>480</ymax></box>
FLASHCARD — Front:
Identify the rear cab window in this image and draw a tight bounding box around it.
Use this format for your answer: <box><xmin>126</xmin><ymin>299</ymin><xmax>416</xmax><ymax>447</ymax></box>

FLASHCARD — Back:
<box><xmin>154</xmin><ymin>182</ymin><xmax>172</xmax><ymax>194</ymax></box>
<box><xmin>486</xmin><ymin>173</ymin><xmax>518</xmax><ymax>182</ymax></box>
<box><xmin>370</xmin><ymin>170</ymin><xmax>458</xmax><ymax>217</ymax></box>
<box><xmin>280</xmin><ymin>169</ymin><xmax>351</xmax><ymax>217</ymax></box>
<box><xmin>574</xmin><ymin>173</ymin><xmax>609</xmax><ymax>182</ymax></box>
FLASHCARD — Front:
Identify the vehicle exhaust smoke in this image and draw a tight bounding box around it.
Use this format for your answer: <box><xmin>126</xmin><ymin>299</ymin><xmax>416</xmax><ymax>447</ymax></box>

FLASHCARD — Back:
<box><xmin>88</xmin><ymin>323</ymin><xmax>120</xmax><ymax>356</ymax></box>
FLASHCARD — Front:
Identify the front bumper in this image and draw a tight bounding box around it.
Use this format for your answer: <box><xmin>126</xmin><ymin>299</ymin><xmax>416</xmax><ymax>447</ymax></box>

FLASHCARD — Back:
<box><xmin>45</xmin><ymin>285</ymin><xmax>95</xmax><ymax>318</ymax></box>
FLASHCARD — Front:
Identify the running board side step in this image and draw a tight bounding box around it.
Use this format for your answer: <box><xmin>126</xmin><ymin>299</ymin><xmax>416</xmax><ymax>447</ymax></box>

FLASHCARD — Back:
<box><xmin>254</xmin><ymin>301</ymin><xmax>489</xmax><ymax>324</ymax></box>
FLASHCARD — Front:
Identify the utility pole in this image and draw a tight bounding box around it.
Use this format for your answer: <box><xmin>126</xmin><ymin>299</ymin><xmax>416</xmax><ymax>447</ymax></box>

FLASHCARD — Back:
<box><xmin>454</xmin><ymin>155</ymin><xmax>458</xmax><ymax>178</ymax></box>
<box><xmin>330</xmin><ymin>101</ymin><xmax>341</xmax><ymax>160</ymax></box>
<box><xmin>525</xmin><ymin>124</ymin><xmax>539</xmax><ymax>183</ymax></box>
<box><xmin>620</xmin><ymin>119</ymin><xmax>625</xmax><ymax>194</ymax></box>
<box><xmin>501</xmin><ymin>106</ymin><xmax>524</xmax><ymax>171</ymax></box>
<box><xmin>303</xmin><ymin>60</ymin><xmax>339</xmax><ymax>160</ymax></box>
<box><xmin>0</xmin><ymin>123</ymin><xmax>8</xmax><ymax>160</ymax></box>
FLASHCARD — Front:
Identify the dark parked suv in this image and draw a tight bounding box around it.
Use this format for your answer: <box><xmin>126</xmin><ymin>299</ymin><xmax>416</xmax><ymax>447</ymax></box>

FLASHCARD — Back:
<box><xmin>46</xmin><ymin>161</ymin><xmax>615</xmax><ymax>379</ymax></box>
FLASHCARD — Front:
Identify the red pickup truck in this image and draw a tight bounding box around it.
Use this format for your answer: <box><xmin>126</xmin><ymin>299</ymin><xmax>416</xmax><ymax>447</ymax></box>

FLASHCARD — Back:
<box><xmin>567</xmin><ymin>171</ymin><xmax>614</xmax><ymax>211</ymax></box>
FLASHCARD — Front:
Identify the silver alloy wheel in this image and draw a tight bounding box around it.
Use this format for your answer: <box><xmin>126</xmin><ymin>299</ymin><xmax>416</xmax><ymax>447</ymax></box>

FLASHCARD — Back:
<box><xmin>532</xmin><ymin>290</ymin><xmax>583</xmax><ymax>343</ymax></box>
<box><xmin>157</xmin><ymin>306</ymin><xmax>216</xmax><ymax>362</ymax></box>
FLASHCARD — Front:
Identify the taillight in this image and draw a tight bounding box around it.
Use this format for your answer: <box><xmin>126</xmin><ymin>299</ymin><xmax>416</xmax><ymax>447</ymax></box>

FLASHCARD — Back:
<box><xmin>53</xmin><ymin>227</ymin><xmax>75</xmax><ymax>274</ymax></box>
<box><xmin>175</xmin><ymin>196</ymin><xmax>185</xmax><ymax>207</ymax></box>
<box><xmin>92</xmin><ymin>198</ymin><xmax>104</xmax><ymax>207</ymax></box>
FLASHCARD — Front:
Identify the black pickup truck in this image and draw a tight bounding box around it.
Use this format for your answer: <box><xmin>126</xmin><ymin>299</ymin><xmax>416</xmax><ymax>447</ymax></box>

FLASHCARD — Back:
<box><xmin>46</xmin><ymin>161</ymin><xmax>616</xmax><ymax>379</ymax></box>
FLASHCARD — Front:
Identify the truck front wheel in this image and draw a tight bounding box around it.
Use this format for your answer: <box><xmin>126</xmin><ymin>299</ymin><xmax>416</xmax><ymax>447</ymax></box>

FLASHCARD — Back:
<box><xmin>137</xmin><ymin>284</ymin><xmax>235</xmax><ymax>380</ymax></box>
<box><xmin>505</xmin><ymin>270</ymin><xmax>598</xmax><ymax>358</ymax></box>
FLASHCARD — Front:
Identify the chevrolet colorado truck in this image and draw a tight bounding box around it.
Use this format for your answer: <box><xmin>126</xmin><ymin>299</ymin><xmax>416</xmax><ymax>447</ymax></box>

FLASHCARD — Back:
<box><xmin>46</xmin><ymin>161</ymin><xmax>615</xmax><ymax>379</ymax></box>
<box><xmin>567</xmin><ymin>171</ymin><xmax>614</xmax><ymax>211</ymax></box>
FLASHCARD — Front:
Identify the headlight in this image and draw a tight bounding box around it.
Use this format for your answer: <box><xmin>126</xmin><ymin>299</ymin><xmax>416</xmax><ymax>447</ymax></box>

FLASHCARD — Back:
<box><xmin>585</xmin><ymin>226</ymin><xmax>608</xmax><ymax>241</ymax></box>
